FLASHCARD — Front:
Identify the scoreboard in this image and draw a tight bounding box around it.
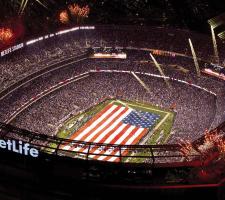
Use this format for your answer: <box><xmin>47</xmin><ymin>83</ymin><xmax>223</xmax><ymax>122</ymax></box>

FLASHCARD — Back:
<box><xmin>91</xmin><ymin>47</ymin><xmax>127</xmax><ymax>59</ymax></box>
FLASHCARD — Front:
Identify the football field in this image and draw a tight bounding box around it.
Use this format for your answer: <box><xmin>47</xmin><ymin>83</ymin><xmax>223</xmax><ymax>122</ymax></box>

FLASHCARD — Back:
<box><xmin>55</xmin><ymin>99</ymin><xmax>175</xmax><ymax>162</ymax></box>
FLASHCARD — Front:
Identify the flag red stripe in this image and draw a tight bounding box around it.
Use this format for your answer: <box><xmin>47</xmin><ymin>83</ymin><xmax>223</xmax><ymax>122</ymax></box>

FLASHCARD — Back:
<box><xmin>102</xmin><ymin>128</ymin><xmax>148</xmax><ymax>162</ymax></box>
<box><xmin>88</xmin><ymin>122</ymin><xmax>124</xmax><ymax>155</ymax></box>
<box><xmin>60</xmin><ymin>103</ymin><xmax>114</xmax><ymax>150</ymax></box>
<box><xmin>88</xmin><ymin>107</ymin><xmax>128</xmax><ymax>143</ymax></box>
<box><xmin>75</xmin><ymin>106</ymin><xmax>127</xmax><ymax>153</ymax></box>
<box><xmin>131</xmin><ymin>129</ymin><xmax>148</xmax><ymax>144</ymax></box>
<box><xmin>109</xmin><ymin>124</ymin><xmax>132</xmax><ymax>144</ymax></box>
<box><xmin>92</xmin><ymin>124</ymin><xmax>132</xmax><ymax>160</ymax></box>
<box><xmin>71</xmin><ymin>103</ymin><xmax>114</xmax><ymax>140</ymax></box>
<box><xmin>101</xmin><ymin>127</ymin><xmax>140</xmax><ymax>161</ymax></box>
<box><xmin>78</xmin><ymin>105</ymin><xmax>121</xmax><ymax>142</ymax></box>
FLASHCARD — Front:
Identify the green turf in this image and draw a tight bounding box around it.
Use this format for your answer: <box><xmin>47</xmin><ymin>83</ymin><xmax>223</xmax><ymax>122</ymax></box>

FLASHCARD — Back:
<box><xmin>45</xmin><ymin>98</ymin><xmax>175</xmax><ymax>163</ymax></box>
<box><xmin>57</xmin><ymin>99</ymin><xmax>111</xmax><ymax>139</ymax></box>
<box><xmin>45</xmin><ymin>99</ymin><xmax>111</xmax><ymax>153</ymax></box>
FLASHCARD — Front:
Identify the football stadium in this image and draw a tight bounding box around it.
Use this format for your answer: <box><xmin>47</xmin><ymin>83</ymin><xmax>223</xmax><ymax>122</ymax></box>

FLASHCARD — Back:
<box><xmin>0</xmin><ymin>1</ymin><xmax>225</xmax><ymax>200</ymax></box>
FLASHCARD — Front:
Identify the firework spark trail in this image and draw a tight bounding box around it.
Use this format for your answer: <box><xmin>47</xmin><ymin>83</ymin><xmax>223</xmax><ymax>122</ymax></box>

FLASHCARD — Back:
<box><xmin>19</xmin><ymin>0</ymin><xmax>47</xmax><ymax>15</ymax></box>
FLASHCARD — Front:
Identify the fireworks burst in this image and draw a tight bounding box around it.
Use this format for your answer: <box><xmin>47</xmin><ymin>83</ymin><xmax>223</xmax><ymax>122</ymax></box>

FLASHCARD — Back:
<box><xmin>59</xmin><ymin>10</ymin><xmax>69</xmax><ymax>24</ymax></box>
<box><xmin>179</xmin><ymin>139</ymin><xmax>193</xmax><ymax>156</ymax></box>
<box><xmin>0</xmin><ymin>28</ymin><xmax>14</xmax><ymax>44</ymax></box>
<box><xmin>68</xmin><ymin>3</ymin><xmax>90</xmax><ymax>23</ymax></box>
<box><xmin>69</xmin><ymin>4</ymin><xmax>90</xmax><ymax>18</ymax></box>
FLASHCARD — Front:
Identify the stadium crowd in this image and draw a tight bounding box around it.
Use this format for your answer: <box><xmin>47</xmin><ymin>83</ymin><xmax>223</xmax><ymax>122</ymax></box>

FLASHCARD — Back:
<box><xmin>0</xmin><ymin>32</ymin><xmax>87</xmax><ymax>93</ymax></box>
<box><xmin>0</xmin><ymin>58</ymin><xmax>221</xmax><ymax>143</ymax></box>
<box><xmin>0</xmin><ymin>25</ymin><xmax>225</xmax><ymax>149</ymax></box>
<box><xmin>1</xmin><ymin>25</ymin><xmax>225</xmax><ymax>94</ymax></box>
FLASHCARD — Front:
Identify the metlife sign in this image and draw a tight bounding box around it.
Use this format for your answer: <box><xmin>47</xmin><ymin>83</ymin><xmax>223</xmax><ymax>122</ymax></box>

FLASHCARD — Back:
<box><xmin>0</xmin><ymin>139</ymin><xmax>39</xmax><ymax>158</ymax></box>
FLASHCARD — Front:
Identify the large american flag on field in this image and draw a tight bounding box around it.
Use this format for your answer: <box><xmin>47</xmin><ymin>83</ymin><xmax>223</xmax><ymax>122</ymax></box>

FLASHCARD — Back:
<box><xmin>62</xmin><ymin>103</ymin><xmax>160</xmax><ymax>162</ymax></box>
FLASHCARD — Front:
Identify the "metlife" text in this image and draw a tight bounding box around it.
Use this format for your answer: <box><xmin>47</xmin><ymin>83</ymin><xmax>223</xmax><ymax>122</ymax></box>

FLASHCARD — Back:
<box><xmin>0</xmin><ymin>139</ymin><xmax>39</xmax><ymax>158</ymax></box>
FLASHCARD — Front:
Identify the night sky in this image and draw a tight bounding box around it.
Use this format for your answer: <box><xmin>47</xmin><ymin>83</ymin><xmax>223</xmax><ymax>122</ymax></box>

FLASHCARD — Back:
<box><xmin>0</xmin><ymin>0</ymin><xmax>225</xmax><ymax>37</ymax></box>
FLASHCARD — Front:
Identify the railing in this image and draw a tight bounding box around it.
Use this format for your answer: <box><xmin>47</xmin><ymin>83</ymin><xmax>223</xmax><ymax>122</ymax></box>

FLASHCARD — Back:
<box><xmin>0</xmin><ymin>122</ymin><xmax>201</xmax><ymax>165</ymax></box>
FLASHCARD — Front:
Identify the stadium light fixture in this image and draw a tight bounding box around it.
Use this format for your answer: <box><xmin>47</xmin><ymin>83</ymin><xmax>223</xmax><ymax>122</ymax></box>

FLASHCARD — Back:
<box><xmin>150</xmin><ymin>53</ymin><xmax>171</xmax><ymax>89</ymax></box>
<box><xmin>19</xmin><ymin>0</ymin><xmax>47</xmax><ymax>15</ymax></box>
<box><xmin>210</xmin><ymin>25</ymin><xmax>220</xmax><ymax>64</ymax></box>
<box><xmin>131</xmin><ymin>72</ymin><xmax>150</xmax><ymax>93</ymax></box>
<box><xmin>188</xmin><ymin>39</ymin><xmax>201</xmax><ymax>77</ymax></box>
